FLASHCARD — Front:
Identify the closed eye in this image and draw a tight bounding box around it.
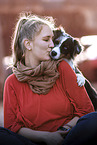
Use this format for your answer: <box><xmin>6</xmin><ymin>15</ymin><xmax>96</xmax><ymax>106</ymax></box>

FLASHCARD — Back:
<box><xmin>43</xmin><ymin>35</ymin><xmax>53</xmax><ymax>42</ymax></box>
<box><xmin>43</xmin><ymin>39</ymin><xmax>49</xmax><ymax>42</ymax></box>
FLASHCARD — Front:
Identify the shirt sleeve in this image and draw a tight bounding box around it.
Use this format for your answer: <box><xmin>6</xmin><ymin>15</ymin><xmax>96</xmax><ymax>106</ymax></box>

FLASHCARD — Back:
<box><xmin>3</xmin><ymin>76</ymin><xmax>24</xmax><ymax>133</ymax></box>
<box><xmin>58</xmin><ymin>61</ymin><xmax>94</xmax><ymax>117</ymax></box>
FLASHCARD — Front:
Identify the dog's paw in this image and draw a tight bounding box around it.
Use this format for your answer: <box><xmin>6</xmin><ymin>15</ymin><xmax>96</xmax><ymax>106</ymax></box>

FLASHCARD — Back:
<box><xmin>76</xmin><ymin>74</ymin><xmax>85</xmax><ymax>87</ymax></box>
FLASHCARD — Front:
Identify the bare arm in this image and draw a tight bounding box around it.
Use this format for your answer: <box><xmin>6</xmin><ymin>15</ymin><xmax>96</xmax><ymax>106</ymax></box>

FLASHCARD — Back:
<box><xmin>18</xmin><ymin>127</ymin><xmax>64</xmax><ymax>145</ymax></box>
<box><xmin>18</xmin><ymin>127</ymin><xmax>48</xmax><ymax>142</ymax></box>
<box><xmin>18</xmin><ymin>117</ymin><xmax>79</xmax><ymax>144</ymax></box>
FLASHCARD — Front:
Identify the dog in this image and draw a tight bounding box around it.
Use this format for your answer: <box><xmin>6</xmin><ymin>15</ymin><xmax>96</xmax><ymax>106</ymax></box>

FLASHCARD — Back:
<box><xmin>50</xmin><ymin>27</ymin><xmax>82</xmax><ymax>61</ymax></box>
<box><xmin>50</xmin><ymin>27</ymin><xmax>97</xmax><ymax>110</ymax></box>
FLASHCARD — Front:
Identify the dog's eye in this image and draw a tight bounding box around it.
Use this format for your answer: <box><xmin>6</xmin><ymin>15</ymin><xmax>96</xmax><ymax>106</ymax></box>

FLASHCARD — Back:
<box><xmin>54</xmin><ymin>40</ymin><xmax>60</xmax><ymax>45</ymax></box>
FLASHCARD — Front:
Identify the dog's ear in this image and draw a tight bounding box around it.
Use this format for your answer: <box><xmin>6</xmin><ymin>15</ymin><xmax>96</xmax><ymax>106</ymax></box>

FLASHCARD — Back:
<box><xmin>53</xmin><ymin>29</ymin><xmax>62</xmax><ymax>40</ymax></box>
<box><xmin>74</xmin><ymin>39</ymin><xmax>82</xmax><ymax>54</ymax></box>
<box><xmin>53</xmin><ymin>26</ymin><xmax>65</xmax><ymax>41</ymax></box>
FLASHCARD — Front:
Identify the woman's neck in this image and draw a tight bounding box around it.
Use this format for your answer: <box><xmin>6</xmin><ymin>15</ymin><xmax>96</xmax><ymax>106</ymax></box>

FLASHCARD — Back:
<box><xmin>25</xmin><ymin>51</ymin><xmax>40</xmax><ymax>68</ymax></box>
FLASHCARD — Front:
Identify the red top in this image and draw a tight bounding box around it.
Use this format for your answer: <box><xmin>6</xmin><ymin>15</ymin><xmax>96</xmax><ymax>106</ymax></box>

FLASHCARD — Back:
<box><xmin>3</xmin><ymin>61</ymin><xmax>94</xmax><ymax>133</ymax></box>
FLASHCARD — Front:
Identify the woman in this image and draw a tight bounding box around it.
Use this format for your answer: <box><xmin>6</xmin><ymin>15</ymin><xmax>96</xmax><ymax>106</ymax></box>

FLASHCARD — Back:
<box><xmin>3</xmin><ymin>13</ymin><xmax>97</xmax><ymax>145</ymax></box>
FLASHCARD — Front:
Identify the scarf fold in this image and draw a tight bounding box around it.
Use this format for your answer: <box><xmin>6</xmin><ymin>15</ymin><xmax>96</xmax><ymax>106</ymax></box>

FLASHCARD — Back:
<box><xmin>12</xmin><ymin>59</ymin><xmax>62</xmax><ymax>95</ymax></box>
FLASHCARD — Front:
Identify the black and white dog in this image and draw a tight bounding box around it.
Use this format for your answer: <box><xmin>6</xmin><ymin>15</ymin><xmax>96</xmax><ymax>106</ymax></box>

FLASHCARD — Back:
<box><xmin>50</xmin><ymin>27</ymin><xmax>97</xmax><ymax>110</ymax></box>
<box><xmin>51</xmin><ymin>27</ymin><xmax>81</xmax><ymax>61</ymax></box>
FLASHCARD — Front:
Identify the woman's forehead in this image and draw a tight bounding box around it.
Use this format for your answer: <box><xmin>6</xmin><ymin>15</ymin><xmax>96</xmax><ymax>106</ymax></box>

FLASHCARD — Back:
<box><xmin>40</xmin><ymin>25</ymin><xmax>53</xmax><ymax>37</ymax></box>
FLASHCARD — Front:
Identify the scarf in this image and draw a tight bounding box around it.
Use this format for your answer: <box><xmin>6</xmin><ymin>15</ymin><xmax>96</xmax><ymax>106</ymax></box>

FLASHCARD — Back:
<box><xmin>12</xmin><ymin>59</ymin><xmax>62</xmax><ymax>95</ymax></box>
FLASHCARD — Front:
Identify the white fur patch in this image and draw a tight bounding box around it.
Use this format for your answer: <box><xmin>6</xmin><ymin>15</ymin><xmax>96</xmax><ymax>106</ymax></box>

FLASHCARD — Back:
<box><xmin>50</xmin><ymin>34</ymin><xmax>69</xmax><ymax>59</ymax></box>
<box><xmin>50</xmin><ymin>47</ymin><xmax>61</xmax><ymax>59</ymax></box>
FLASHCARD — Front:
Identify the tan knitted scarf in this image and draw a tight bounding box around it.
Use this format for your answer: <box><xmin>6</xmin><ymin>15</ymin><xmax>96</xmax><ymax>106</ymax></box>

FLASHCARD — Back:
<box><xmin>12</xmin><ymin>59</ymin><xmax>62</xmax><ymax>94</ymax></box>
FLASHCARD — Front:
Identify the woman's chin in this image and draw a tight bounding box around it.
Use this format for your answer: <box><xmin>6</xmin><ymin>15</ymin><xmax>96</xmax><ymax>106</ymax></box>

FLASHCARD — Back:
<box><xmin>44</xmin><ymin>56</ymin><xmax>51</xmax><ymax>61</ymax></box>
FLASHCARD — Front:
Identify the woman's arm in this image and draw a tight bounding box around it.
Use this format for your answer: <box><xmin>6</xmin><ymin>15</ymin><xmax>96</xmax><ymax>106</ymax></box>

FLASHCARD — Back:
<box><xmin>18</xmin><ymin>127</ymin><xmax>64</xmax><ymax>145</ymax></box>
<box><xmin>58</xmin><ymin>61</ymin><xmax>94</xmax><ymax>117</ymax></box>
<box><xmin>18</xmin><ymin>127</ymin><xmax>49</xmax><ymax>143</ymax></box>
<box><xmin>3</xmin><ymin>76</ymin><xmax>23</xmax><ymax>132</ymax></box>
<box><xmin>58</xmin><ymin>61</ymin><xmax>94</xmax><ymax>131</ymax></box>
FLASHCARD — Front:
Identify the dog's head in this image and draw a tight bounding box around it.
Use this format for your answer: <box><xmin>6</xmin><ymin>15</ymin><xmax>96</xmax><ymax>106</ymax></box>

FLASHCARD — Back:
<box><xmin>50</xmin><ymin>27</ymin><xmax>82</xmax><ymax>60</ymax></box>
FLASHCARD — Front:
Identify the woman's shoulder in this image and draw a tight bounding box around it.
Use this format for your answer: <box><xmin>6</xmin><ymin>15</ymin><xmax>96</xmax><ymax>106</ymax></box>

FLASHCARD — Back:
<box><xmin>58</xmin><ymin>60</ymin><xmax>76</xmax><ymax>80</ymax></box>
<box><xmin>58</xmin><ymin>60</ymin><xmax>71</xmax><ymax>71</ymax></box>
<box><xmin>5</xmin><ymin>73</ymin><xmax>17</xmax><ymax>81</ymax></box>
<box><xmin>5</xmin><ymin>73</ymin><xmax>20</xmax><ymax>86</ymax></box>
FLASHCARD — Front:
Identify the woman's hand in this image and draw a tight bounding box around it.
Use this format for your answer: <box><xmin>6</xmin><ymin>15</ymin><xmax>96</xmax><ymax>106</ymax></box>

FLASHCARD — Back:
<box><xmin>18</xmin><ymin>127</ymin><xmax>68</xmax><ymax>145</ymax></box>
<box><xmin>43</xmin><ymin>131</ymin><xmax>67</xmax><ymax>145</ymax></box>
<box><xmin>57</xmin><ymin>129</ymin><xmax>71</xmax><ymax>138</ymax></box>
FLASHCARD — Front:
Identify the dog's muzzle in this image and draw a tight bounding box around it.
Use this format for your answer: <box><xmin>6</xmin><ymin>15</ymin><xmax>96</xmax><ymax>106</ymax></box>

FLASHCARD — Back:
<box><xmin>51</xmin><ymin>51</ymin><xmax>57</xmax><ymax>56</ymax></box>
<box><xmin>50</xmin><ymin>47</ymin><xmax>61</xmax><ymax>59</ymax></box>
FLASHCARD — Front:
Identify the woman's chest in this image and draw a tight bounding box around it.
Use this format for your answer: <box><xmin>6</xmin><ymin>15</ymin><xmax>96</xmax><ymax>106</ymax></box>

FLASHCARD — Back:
<box><xmin>16</xmin><ymin>81</ymin><xmax>73</xmax><ymax>122</ymax></box>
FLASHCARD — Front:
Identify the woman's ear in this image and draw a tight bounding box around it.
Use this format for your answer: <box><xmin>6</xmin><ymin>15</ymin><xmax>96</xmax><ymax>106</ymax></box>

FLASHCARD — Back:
<box><xmin>23</xmin><ymin>39</ymin><xmax>33</xmax><ymax>51</ymax></box>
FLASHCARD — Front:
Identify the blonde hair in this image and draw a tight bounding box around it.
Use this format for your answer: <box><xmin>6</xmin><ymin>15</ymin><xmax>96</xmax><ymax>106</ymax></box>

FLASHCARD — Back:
<box><xmin>11</xmin><ymin>12</ymin><xmax>55</xmax><ymax>67</ymax></box>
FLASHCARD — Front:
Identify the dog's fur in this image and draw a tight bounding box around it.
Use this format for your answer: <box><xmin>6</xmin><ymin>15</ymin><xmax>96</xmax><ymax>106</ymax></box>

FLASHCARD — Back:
<box><xmin>50</xmin><ymin>27</ymin><xmax>82</xmax><ymax>60</ymax></box>
<box><xmin>50</xmin><ymin>27</ymin><xmax>97</xmax><ymax>110</ymax></box>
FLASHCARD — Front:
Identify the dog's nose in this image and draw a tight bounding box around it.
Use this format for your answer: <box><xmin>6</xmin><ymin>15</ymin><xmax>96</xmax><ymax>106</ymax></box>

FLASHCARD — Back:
<box><xmin>51</xmin><ymin>51</ymin><xmax>57</xmax><ymax>56</ymax></box>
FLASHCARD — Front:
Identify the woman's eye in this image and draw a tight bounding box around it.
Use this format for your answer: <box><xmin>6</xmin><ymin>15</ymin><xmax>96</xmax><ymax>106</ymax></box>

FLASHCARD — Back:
<box><xmin>43</xmin><ymin>38</ymin><xmax>49</xmax><ymax>42</ymax></box>
<box><xmin>44</xmin><ymin>39</ymin><xmax>49</xmax><ymax>42</ymax></box>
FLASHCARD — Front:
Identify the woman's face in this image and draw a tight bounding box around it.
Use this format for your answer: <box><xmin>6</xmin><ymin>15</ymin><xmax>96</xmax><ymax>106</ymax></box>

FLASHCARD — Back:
<box><xmin>31</xmin><ymin>25</ymin><xmax>54</xmax><ymax>62</ymax></box>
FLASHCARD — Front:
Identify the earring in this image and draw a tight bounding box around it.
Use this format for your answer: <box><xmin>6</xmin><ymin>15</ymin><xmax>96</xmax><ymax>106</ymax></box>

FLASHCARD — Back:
<box><xmin>28</xmin><ymin>47</ymin><xmax>32</xmax><ymax>51</ymax></box>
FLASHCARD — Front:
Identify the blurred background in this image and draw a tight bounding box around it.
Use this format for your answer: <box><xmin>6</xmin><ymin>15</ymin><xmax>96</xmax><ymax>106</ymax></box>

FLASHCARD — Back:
<box><xmin>0</xmin><ymin>0</ymin><xmax>97</xmax><ymax>126</ymax></box>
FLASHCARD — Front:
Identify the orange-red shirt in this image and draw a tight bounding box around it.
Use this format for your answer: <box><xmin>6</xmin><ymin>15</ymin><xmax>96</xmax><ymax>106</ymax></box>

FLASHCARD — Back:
<box><xmin>3</xmin><ymin>61</ymin><xmax>94</xmax><ymax>133</ymax></box>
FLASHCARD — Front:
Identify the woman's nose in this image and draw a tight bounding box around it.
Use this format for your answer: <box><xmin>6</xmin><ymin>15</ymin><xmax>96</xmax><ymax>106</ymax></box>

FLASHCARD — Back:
<box><xmin>49</xmin><ymin>39</ymin><xmax>54</xmax><ymax>48</ymax></box>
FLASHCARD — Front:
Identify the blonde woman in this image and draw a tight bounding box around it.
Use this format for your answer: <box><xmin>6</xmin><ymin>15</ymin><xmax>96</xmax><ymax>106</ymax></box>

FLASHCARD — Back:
<box><xmin>3</xmin><ymin>13</ymin><xmax>97</xmax><ymax>145</ymax></box>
